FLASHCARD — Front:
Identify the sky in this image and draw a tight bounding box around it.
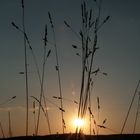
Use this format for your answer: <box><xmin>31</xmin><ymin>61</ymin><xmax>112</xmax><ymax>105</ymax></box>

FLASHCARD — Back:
<box><xmin>0</xmin><ymin>0</ymin><xmax>140</xmax><ymax>137</ymax></box>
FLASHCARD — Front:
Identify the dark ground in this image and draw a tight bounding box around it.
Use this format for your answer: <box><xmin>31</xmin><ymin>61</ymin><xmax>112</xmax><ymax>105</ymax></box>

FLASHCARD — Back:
<box><xmin>1</xmin><ymin>134</ymin><xmax>140</xmax><ymax>140</ymax></box>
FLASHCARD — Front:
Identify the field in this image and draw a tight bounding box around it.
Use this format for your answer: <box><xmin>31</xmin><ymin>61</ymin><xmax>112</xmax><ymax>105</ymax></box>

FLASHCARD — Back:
<box><xmin>1</xmin><ymin>134</ymin><xmax>140</xmax><ymax>140</ymax></box>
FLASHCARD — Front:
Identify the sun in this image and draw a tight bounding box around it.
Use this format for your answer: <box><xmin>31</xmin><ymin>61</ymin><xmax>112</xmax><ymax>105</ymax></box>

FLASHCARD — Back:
<box><xmin>73</xmin><ymin>118</ymin><xmax>85</xmax><ymax>130</ymax></box>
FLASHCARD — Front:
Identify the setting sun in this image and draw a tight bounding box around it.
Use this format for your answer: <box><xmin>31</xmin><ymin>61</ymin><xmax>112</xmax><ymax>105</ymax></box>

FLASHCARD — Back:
<box><xmin>73</xmin><ymin>118</ymin><xmax>85</xmax><ymax>130</ymax></box>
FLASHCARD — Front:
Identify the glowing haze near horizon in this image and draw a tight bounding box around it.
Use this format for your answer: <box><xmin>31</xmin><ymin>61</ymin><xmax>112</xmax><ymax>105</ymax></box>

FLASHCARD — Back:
<box><xmin>0</xmin><ymin>0</ymin><xmax>140</xmax><ymax>137</ymax></box>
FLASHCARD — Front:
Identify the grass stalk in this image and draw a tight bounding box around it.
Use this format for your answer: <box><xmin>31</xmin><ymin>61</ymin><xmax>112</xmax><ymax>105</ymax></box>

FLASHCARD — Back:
<box><xmin>120</xmin><ymin>80</ymin><xmax>140</xmax><ymax>134</ymax></box>
<box><xmin>0</xmin><ymin>121</ymin><xmax>5</xmax><ymax>138</ymax></box>
<box><xmin>8</xmin><ymin>111</ymin><xmax>12</xmax><ymax>137</ymax></box>
<box><xmin>33</xmin><ymin>101</ymin><xmax>36</xmax><ymax>135</ymax></box>
<box><xmin>11</xmin><ymin>21</ymin><xmax>52</xmax><ymax>135</ymax></box>
<box><xmin>133</xmin><ymin>92</ymin><xmax>140</xmax><ymax>133</ymax></box>
<box><xmin>21</xmin><ymin>0</ymin><xmax>29</xmax><ymax>136</ymax></box>
<box><xmin>31</xmin><ymin>96</ymin><xmax>49</xmax><ymax>121</ymax></box>
<box><xmin>48</xmin><ymin>12</ymin><xmax>65</xmax><ymax>133</ymax></box>
<box><xmin>79</xmin><ymin>0</ymin><xmax>99</xmax><ymax>121</ymax></box>
<box><xmin>88</xmin><ymin>90</ymin><xmax>92</xmax><ymax>135</ymax></box>
<box><xmin>64</xmin><ymin>0</ymin><xmax>110</xmax><ymax>135</ymax></box>
<box><xmin>36</xmin><ymin>24</ymin><xmax>51</xmax><ymax>135</ymax></box>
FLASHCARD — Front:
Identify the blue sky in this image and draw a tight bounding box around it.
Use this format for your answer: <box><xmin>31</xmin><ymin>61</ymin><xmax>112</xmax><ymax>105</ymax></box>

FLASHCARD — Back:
<box><xmin>0</xmin><ymin>0</ymin><xmax>140</xmax><ymax>137</ymax></box>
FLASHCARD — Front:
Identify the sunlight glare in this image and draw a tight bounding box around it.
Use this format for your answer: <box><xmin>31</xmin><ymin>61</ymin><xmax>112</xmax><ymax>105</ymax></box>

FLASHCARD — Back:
<box><xmin>73</xmin><ymin>118</ymin><xmax>85</xmax><ymax>129</ymax></box>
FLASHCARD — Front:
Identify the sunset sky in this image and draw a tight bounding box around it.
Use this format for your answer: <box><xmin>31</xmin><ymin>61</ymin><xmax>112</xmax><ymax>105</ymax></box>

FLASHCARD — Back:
<box><xmin>0</xmin><ymin>0</ymin><xmax>140</xmax><ymax>137</ymax></box>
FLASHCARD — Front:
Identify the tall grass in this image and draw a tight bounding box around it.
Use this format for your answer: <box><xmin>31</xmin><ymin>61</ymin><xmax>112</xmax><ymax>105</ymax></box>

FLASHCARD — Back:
<box><xmin>11</xmin><ymin>0</ymin><xmax>110</xmax><ymax>136</ymax></box>
<box><xmin>12</xmin><ymin>1</ymin><xmax>52</xmax><ymax>135</ymax></box>
<box><xmin>133</xmin><ymin>91</ymin><xmax>140</xmax><ymax>133</ymax></box>
<box><xmin>121</xmin><ymin>80</ymin><xmax>140</xmax><ymax>134</ymax></box>
<box><xmin>0</xmin><ymin>97</ymin><xmax>16</xmax><ymax>138</ymax></box>
<box><xmin>97</xmin><ymin>96</ymin><xmax>100</xmax><ymax>135</ymax></box>
<box><xmin>31</xmin><ymin>96</ymin><xmax>51</xmax><ymax>131</ymax></box>
<box><xmin>8</xmin><ymin>111</ymin><xmax>12</xmax><ymax>137</ymax></box>
<box><xmin>0</xmin><ymin>121</ymin><xmax>5</xmax><ymax>138</ymax></box>
<box><xmin>32</xmin><ymin>101</ymin><xmax>36</xmax><ymax>135</ymax></box>
<box><xmin>64</xmin><ymin>0</ymin><xmax>110</xmax><ymax>134</ymax></box>
<box><xmin>88</xmin><ymin>68</ymin><xmax>101</xmax><ymax>135</ymax></box>
<box><xmin>48</xmin><ymin>12</ymin><xmax>65</xmax><ymax>133</ymax></box>
<box><xmin>21</xmin><ymin>0</ymin><xmax>29</xmax><ymax>136</ymax></box>
<box><xmin>12</xmin><ymin>0</ymin><xmax>29</xmax><ymax>135</ymax></box>
<box><xmin>36</xmin><ymin>24</ymin><xmax>51</xmax><ymax>135</ymax></box>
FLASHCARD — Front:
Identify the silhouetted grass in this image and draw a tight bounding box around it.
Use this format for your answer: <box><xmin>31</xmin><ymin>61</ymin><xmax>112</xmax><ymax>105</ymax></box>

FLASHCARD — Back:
<box><xmin>64</xmin><ymin>0</ymin><xmax>110</xmax><ymax>135</ymax></box>
<box><xmin>21</xmin><ymin>0</ymin><xmax>29</xmax><ymax>135</ymax></box>
<box><xmin>10</xmin><ymin>0</ymin><xmax>112</xmax><ymax>137</ymax></box>
<box><xmin>133</xmin><ymin>91</ymin><xmax>140</xmax><ymax>133</ymax></box>
<box><xmin>121</xmin><ymin>80</ymin><xmax>140</xmax><ymax>134</ymax></box>
<box><xmin>1</xmin><ymin>134</ymin><xmax>140</xmax><ymax>140</ymax></box>
<box><xmin>12</xmin><ymin>1</ymin><xmax>52</xmax><ymax>136</ymax></box>
<box><xmin>36</xmin><ymin>24</ymin><xmax>51</xmax><ymax>135</ymax></box>
<box><xmin>0</xmin><ymin>121</ymin><xmax>5</xmax><ymax>138</ymax></box>
<box><xmin>48</xmin><ymin>11</ymin><xmax>65</xmax><ymax>133</ymax></box>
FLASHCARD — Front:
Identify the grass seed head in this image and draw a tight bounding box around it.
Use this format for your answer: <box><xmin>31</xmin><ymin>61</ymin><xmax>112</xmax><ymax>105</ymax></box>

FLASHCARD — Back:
<box><xmin>48</xmin><ymin>12</ymin><xmax>54</xmax><ymax>28</ymax></box>
<box><xmin>64</xmin><ymin>21</ymin><xmax>70</xmax><ymax>28</ymax></box>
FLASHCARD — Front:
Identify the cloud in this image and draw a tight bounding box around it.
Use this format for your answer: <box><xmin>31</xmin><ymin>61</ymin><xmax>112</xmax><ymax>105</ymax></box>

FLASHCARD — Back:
<box><xmin>0</xmin><ymin>106</ymin><xmax>25</xmax><ymax>112</ymax></box>
<box><xmin>0</xmin><ymin>107</ymin><xmax>12</xmax><ymax>111</ymax></box>
<box><xmin>0</xmin><ymin>106</ymin><xmax>52</xmax><ymax>112</ymax></box>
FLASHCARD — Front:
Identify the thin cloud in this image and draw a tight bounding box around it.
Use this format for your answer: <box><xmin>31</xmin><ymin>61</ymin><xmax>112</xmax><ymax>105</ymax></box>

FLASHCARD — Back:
<box><xmin>0</xmin><ymin>106</ymin><xmax>52</xmax><ymax>112</ymax></box>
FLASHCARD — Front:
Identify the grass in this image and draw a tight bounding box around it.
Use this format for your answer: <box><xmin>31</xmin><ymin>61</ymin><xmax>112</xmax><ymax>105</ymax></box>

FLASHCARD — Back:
<box><xmin>8</xmin><ymin>0</ymin><xmax>140</xmax><ymax>138</ymax></box>
<box><xmin>35</xmin><ymin>24</ymin><xmax>51</xmax><ymax>136</ymax></box>
<box><xmin>11</xmin><ymin>0</ymin><xmax>30</xmax><ymax>135</ymax></box>
<box><xmin>21</xmin><ymin>0</ymin><xmax>29</xmax><ymax>136</ymax></box>
<box><xmin>48</xmin><ymin>12</ymin><xmax>65</xmax><ymax>133</ymax></box>
<box><xmin>10</xmin><ymin>0</ymin><xmax>111</xmax><ymax>137</ymax></box>
<box><xmin>121</xmin><ymin>80</ymin><xmax>140</xmax><ymax>134</ymax></box>
<box><xmin>0</xmin><ymin>121</ymin><xmax>5</xmax><ymax>138</ymax></box>
<box><xmin>8</xmin><ymin>111</ymin><xmax>12</xmax><ymax>137</ymax></box>
<box><xmin>133</xmin><ymin>91</ymin><xmax>140</xmax><ymax>133</ymax></box>
<box><xmin>64</xmin><ymin>0</ymin><xmax>110</xmax><ymax>134</ymax></box>
<box><xmin>12</xmin><ymin>0</ymin><xmax>52</xmax><ymax>136</ymax></box>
